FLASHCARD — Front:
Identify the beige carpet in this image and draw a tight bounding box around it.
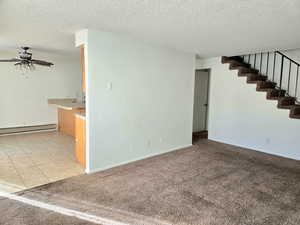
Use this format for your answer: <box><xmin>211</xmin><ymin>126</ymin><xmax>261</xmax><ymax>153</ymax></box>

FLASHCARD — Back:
<box><xmin>1</xmin><ymin>139</ymin><xmax>300</xmax><ymax>225</ymax></box>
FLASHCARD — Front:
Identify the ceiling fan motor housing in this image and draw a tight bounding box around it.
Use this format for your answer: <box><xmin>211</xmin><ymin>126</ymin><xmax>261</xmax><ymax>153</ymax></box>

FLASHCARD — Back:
<box><xmin>19</xmin><ymin>47</ymin><xmax>32</xmax><ymax>60</ymax></box>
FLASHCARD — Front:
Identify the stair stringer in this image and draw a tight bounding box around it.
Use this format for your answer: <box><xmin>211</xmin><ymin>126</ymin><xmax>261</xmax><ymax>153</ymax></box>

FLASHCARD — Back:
<box><xmin>197</xmin><ymin>57</ymin><xmax>300</xmax><ymax>161</ymax></box>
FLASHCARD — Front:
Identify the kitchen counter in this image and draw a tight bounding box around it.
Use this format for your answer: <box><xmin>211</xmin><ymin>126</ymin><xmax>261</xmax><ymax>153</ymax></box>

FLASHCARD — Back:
<box><xmin>75</xmin><ymin>112</ymin><xmax>86</xmax><ymax>120</ymax></box>
<box><xmin>48</xmin><ymin>98</ymin><xmax>85</xmax><ymax>110</ymax></box>
<box><xmin>48</xmin><ymin>98</ymin><xmax>85</xmax><ymax>136</ymax></box>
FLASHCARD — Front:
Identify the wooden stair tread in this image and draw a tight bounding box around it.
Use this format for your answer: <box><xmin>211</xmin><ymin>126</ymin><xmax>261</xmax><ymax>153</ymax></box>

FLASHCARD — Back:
<box><xmin>222</xmin><ymin>55</ymin><xmax>300</xmax><ymax>119</ymax></box>
<box><xmin>222</xmin><ymin>56</ymin><xmax>244</xmax><ymax>63</ymax></box>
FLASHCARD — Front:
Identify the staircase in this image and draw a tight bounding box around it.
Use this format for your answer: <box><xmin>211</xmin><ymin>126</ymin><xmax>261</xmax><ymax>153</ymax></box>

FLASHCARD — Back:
<box><xmin>222</xmin><ymin>52</ymin><xmax>300</xmax><ymax>119</ymax></box>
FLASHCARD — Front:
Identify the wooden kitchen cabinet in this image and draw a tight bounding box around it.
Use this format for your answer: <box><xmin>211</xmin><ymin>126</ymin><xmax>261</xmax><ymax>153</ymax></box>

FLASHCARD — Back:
<box><xmin>58</xmin><ymin>108</ymin><xmax>85</xmax><ymax>137</ymax></box>
<box><xmin>75</xmin><ymin>115</ymin><xmax>86</xmax><ymax>168</ymax></box>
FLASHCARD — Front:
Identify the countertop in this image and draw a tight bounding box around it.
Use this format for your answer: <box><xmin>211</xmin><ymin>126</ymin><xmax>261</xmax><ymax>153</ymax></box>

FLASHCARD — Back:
<box><xmin>48</xmin><ymin>98</ymin><xmax>85</xmax><ymax>110</ymax></box>
<box><xmin>75</xmin><ymin>112</ymin><xmax>86</xmax><ymax>120</ymax></box>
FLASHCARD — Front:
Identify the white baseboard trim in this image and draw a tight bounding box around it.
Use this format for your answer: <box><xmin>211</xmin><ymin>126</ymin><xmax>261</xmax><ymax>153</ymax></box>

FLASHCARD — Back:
<box><xmin>208</xmin><ymin>137</ymin><xmax>300</xmax><ymax>161</ymax></box>
<box><xmin>0</xmin><ymin>124</ymin><xmax>57</xmax><ymax>136</ymax></box>
<box><xmin>86</xmin><ymin>144</ymin><xmax>193</xmax><ymax>174</ymax></box>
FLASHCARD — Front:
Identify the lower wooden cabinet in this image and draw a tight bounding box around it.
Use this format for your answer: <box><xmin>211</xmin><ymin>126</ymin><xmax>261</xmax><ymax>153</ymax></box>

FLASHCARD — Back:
<box><xmin>58</xmin><ymin>108</ymin><xmax>85</xmax><ymax>137</ymax></box>
<box><xmin>75</xmin><ymin>116</ymin><xmax>86</xmax><ymax>168</ymax></box>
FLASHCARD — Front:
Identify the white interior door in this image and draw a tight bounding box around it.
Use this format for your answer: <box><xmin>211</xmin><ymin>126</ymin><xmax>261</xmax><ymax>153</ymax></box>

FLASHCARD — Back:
<box><xmin>193</xmin><ymin>70</ymin><xmax>209</xmax><ymax>132</ymax></box>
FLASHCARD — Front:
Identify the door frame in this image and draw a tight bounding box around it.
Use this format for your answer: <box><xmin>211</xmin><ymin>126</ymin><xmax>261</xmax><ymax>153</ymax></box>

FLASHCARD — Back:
<box><xmin>193</xmin><ymin>69</ymin><xmax>211</xmax><ymax>136</ymax></box>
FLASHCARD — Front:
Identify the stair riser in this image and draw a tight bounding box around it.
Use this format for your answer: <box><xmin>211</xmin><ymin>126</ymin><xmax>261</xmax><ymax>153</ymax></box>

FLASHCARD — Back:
<box><xmin>247</xmin><ymin>75</ymin><xmax>267</xmax><ymax>83</ymax></box>
<box><xmin>290</xmin><ymin>107</ymin><xmax>300</xmax><ymax>115</ymax></box>
<box><xmin>256</xmin><ymin>81</ymin><xmax>276</xmax><ymax>91</ymax></box>
<box><xmin>258</xmin><ymin>84</ymin><xmax>276</xmax><ymax>89</ymax></box>
<box><xmin>266</xmin><ymin>90</ymin><xmax>286</xmax><ymax>100</ymax></box>
<box><xmin>257</xmin><ymin>86</ymin><xmax>276</xmax><ymax>91</ymax></box>
<box><xmin>278</xmin><ymin>97</ymin><xmax>296</xmax><ymax>109</ymax></box>
<box><xmin>229</xmin><ymin>63</ymin><xmax>250</xmax><ymax>70</ymax></box>
<box><xmin>278</xmin><ymin>105</ymin><xmax>293</xmax><ymax>109</ymax></box>
<box><xmin>289</xmin><ymin>114</ymin><xmax>300</xmax><ymax>119</ymax></box>
<box><xmin>289</xmin><ymin>107</ymin><xmax>300</xmax><ymax>119</ymax></box>
<box><xmin>238</xmin><ymin>69</ymin><xmax>258</xmax><ymax>76</ymax></box>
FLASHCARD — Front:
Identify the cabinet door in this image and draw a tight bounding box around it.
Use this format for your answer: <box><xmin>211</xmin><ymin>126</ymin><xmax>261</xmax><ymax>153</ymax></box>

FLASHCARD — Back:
<box><xmin>58</xmin><ymin>108</ymin><xmax>76</xmax><ymax>137</ymax></box>
<box><xmin>75</xmin><ymin>117</ymin><xmax>86</xmax><ymax>168</ymax></box>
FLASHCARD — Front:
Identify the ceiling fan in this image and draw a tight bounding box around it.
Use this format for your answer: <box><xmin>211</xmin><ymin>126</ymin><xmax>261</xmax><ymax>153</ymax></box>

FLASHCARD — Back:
<box><xmin>0</xmin><ymin>47</ymin><xmax>54</xmax><ymax>72</ymax></box>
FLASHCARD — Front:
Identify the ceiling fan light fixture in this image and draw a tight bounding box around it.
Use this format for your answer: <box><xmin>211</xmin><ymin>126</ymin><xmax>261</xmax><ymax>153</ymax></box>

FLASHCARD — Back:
<box><xmin>0</xmin><ymin>47</ymin><xmax>54</xmax><ymax>73</ymax></box>
<box><xmin>15</xmin><ymin>61</ymin><xmax>36</xmax><ymax>73</ymax></box>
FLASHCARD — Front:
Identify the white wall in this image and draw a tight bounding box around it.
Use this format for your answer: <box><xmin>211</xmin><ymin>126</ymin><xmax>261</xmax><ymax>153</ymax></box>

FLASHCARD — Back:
<box><xmin>0</xmin><ymin>52</ymin><xmax>81</xmax><ymax>128</ymax></box>
<box><xmin>81</xmin><ymin>29</ymin><xmax>195</xmax><ymax>173</ymax></box>
<box><xmin>282</xmin><ymin>49</ymin><xmax>300</xmax><ymax>63</ymax></box>
<box><xmin>196</xmin><ymin>56</ymin><xmax>300</xmax><ymax>160</ymax></box>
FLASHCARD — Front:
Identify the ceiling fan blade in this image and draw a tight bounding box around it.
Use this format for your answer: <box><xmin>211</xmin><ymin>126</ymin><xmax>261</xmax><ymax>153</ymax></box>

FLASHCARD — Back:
<box><xmin>0</xmin><ymin>58</ymin><xmax>21</xmax><ymax>62</ymax></box>
<box><xmin>31</xmin><ymin>59</ymin><xmax>54</xmax><ymax>67</ymax></box>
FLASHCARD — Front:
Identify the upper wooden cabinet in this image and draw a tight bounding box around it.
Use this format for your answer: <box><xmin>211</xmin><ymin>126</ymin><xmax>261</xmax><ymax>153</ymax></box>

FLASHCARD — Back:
<box><xmin>80</xmin><ymin>45</ymin><xmax>86</xmax><ymax>93</ymax></box>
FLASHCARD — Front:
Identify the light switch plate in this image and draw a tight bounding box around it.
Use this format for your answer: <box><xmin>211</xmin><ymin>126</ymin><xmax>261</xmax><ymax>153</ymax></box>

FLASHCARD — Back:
<box><xmin>107</xmin><ymin>82</ymin><xmax>112</xmax><ymax>90</ymax></box>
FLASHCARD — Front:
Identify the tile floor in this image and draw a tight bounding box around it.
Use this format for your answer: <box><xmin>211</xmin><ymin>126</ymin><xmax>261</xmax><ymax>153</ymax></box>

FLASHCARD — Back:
<box><xmin>0</xmin><ymin>131</ymin><xmax>85</xmax><ymax>193</ymax></box>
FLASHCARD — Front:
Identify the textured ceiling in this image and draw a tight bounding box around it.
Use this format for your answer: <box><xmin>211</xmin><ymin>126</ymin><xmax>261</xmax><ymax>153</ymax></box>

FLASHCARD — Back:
<box><xmin>1</xmin><ymin>0</ymin><xmax>300</xmax><ymax>57</ymax></box>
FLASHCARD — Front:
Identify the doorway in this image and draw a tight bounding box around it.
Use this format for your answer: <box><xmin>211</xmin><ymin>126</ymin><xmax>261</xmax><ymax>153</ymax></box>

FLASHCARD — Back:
<box><xmin>193</xmin><ymin>69</ymin><xmax>210</xmax><ymax>143</ymax></box>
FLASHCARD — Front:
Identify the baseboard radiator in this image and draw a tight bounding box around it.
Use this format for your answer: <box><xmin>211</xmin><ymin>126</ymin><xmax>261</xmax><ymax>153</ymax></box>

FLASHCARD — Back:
<box><xmin>0</xmin><ymin>124</ymin><xmax>57</xmax><ymax>135</ymax></box>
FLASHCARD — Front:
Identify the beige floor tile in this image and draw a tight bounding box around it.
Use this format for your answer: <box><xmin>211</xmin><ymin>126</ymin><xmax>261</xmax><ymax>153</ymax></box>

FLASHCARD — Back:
<box><xmin>0</xmin><ymin>163</ymin><xmax>17</xmax><ymax>175</ymax></box>
<box><xmin>9</xmin><ymin>155</ymin><xmax>36</xmax><ymax>169</ymax></box>
<box><xmin>0</xmin><ymin>159</ymin><xmax>13</xmax><ymax>168</ymax></box>
<box><xmin>37</xmin><ymin>163</ymin><xmax>83</xmax><ymax>182</ymax></box>
<box><xmin>17</xmin><ymin>166</ymin><xmax>49</xmax><ymax>188</ymax></box>
<box><xmin>0</xmin><ymin>144</ymin><xmax>20</xmax><ymax>154</ymax></box>
<box><xmin>0</xmin><ymin>171</ymin><xmax>25</xmax><ymax>189</ymax></box>
<box><xmin>0</xmin><ymin>131</ymin><xmax>84</xmax><ymax>192</ymax></box>
<box><xmin>0</xmin><ymin>182</ymin><xmax>24</xmax><ymax>194</ymax></box>
<box><xmin>5</xmin><ymin>150</ymin><xmax>27</xmax><ymax>157</ymax></box>
<box><xmin>0</xmin><ymin>152</ymin><xmax>10</xmax><ymax>161</ymax></box>
<box><xmin>56</xmin><ymin>160</ymin><xmax>82</xmax><ymax>169</ymax></box>
<box><xmin>30</xmin><ymin>153</ymin><xmax>56</xmax><ymax>165</ymax></box>
<box><xmin>50</xmin><ymin>155</ymin><xmax>75</xmax><ymax>164</ymax></box>
<box><xmin>0</xmin><ymin>151</ymin><xmax>8</xmax><ymax>158</ymax></box>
